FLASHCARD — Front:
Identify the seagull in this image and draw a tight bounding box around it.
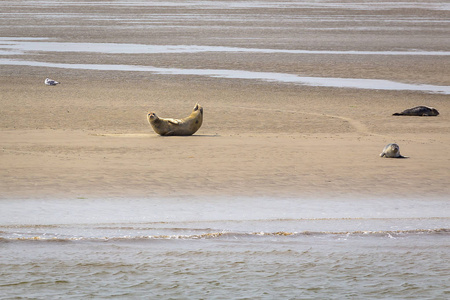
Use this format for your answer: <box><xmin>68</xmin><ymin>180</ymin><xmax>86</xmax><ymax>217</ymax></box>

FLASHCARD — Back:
<box><xmin>45</xmin><ymin>78</ymin><xmax>60</xmax><ymax>86</ymax></box>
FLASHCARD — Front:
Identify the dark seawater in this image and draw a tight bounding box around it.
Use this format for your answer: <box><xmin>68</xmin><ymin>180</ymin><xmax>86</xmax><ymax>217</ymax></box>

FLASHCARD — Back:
<box><xmin>1</xmin><ymin>197</ymin><xmax>449</xmax><ymax>299</ymax></box>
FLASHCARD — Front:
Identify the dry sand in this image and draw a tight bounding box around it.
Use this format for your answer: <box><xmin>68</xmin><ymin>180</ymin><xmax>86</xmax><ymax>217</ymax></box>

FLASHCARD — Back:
<box><xmin>1</xmin><ymin>75</ymin><xmax>449</xmax><ymax>199</ymax></box>
<box><xmin>1</xmin><ymin>1</ymin><xmax>449</xmax><ymax>199</ymax></box>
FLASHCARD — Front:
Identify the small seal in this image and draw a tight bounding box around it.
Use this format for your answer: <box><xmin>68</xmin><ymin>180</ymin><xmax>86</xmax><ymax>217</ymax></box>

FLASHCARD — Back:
<box><xmin>380</xmin><ymin>143</ymin><xmax>407</xmax><ymax>158</ymax></box>
<box><xmin>45</xmin><ymin>78</ymin><xmax>60</xmax><ymax>86</ymax></box>
<box><xmin>393</xmin><ymin>106</ymin><xmax>439</xmax><ymax>116</ymax></box>
<box><xmin>147</xmin><ymin>103</ymin><xmax>203</xmax><ymax>136</ymax></box>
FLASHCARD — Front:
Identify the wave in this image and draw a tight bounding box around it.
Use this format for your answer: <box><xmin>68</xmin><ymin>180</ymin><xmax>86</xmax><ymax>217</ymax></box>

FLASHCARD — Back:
<box><xmin>1</xmin><ymin>228</ymin><xmax>448</xmax><ymax>243</ymax></box>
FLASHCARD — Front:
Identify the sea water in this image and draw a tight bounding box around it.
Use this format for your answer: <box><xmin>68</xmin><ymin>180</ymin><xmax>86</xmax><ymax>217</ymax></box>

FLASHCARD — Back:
<box><xmin>1</xmin><ymin>197</ymin><xmax>449</xmax><ymax>299</ymax></box>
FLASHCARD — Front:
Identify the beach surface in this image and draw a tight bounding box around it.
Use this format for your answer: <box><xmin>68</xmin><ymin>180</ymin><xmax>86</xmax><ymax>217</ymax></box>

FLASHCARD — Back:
<box><xmin>1</xmin><ymin>0</ymin><xmax>449</xmax><ymax>200</ymax></box>
<box><xmin>1</xmin><ymin>75</ymin><xmax>449</xmax><ymax>199</ymax></box>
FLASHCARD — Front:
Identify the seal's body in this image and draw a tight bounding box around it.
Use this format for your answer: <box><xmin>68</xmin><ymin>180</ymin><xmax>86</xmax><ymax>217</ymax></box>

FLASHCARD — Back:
<box><xmin>393</xmin><ymin>106</ymin><xmax>439</xmax><ymax>116</ymax></box>
<box><xmin>380</xmin><ymin>143</ymin><xmax>406</xmax><ymax>158</ymax></box>
<box><xmin>147</xmin><ymin>103</ymin><xmax>203</xmax><ymax>136</ymax></box>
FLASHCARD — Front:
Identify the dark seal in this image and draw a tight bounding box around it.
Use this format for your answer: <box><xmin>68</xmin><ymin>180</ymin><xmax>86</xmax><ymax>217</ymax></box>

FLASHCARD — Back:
<box><xmin>393</xmin><ymin>106</ymin><xmax>439</xmax><ymax>116</ymax></box>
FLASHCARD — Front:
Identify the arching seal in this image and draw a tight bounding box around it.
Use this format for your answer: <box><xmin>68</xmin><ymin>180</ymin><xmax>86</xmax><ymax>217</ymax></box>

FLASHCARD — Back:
<box><xmin>380</xmin><ymin>143</ymin><xmax>407</xmax><ymax>158</ymax></box>
<box><xmin>147</xmin><ymin>103</ymin><xmax>203</xmax><ymax>136</ymax></box>
<box><xmin>393</xmin><ymin>106</ymin><xmax>439</xmax><ymax>116</ymax></box>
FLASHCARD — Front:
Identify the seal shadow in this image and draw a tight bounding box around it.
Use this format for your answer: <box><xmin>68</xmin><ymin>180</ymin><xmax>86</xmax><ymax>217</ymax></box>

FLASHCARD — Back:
<box><xmin>157</xmin><ymin>134</ymin><xmax>221</xmax><ymax>138</ymax></box>
<box><xmin>93</xmin><ymin>133</ymin><xmax>154</xmax><ymax>138</ymax></box>
<box><xmin>93</xmin><ymin>133</ymin><xmax>221</xmax><ymax>138</ymax></box>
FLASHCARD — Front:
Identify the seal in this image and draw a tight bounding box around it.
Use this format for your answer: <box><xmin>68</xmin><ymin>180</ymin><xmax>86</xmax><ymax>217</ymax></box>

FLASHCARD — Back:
<box><xmin>393</xmin><ymin>106</ymin><xmax>439</xmax><ymax>116</ymax></box>
<box><xmin>380</xmin><ymin>143</ymin><xmax>407</xmax><ymax>158</ymax></box>
<box><xmin>147</xmin><ymin>103</ymin><xmax>203</xmax><ymax>136</ymax></box>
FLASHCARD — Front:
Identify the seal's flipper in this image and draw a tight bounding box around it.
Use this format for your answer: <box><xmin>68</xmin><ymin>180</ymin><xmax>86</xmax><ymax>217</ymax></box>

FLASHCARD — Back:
<box><xmin>167</xmin><ymin>119</ymin><xmax>180</xmax><ymax>125</ymax></box>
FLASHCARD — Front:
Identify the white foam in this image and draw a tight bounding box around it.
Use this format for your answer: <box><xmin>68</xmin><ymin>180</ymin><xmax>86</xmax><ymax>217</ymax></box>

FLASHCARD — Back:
<box><xmin>1</xmin><ymin>58</ymin><xmax>449</xmax><ymax>94</ymax></box>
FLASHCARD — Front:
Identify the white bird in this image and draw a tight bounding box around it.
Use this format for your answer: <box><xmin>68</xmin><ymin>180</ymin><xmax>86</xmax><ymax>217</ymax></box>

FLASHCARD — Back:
<box><xmin>45</xmin><ymin>78</ymin><xmax>60</xmax><ymax>86</ymax></box>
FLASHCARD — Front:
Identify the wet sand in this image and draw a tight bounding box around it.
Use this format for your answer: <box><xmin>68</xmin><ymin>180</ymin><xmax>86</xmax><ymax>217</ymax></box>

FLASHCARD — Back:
<box><xmin>1</xmin><ymin>1</ymin><xmax>449</xmax><ymax>199</ymax></box>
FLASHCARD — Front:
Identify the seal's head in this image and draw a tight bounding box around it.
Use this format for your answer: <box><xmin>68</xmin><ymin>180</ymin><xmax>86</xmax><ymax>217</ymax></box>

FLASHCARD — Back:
<box><xmin>193</xmin><ymin>103</ymin><xmax>203</xmax><ymax>114</ymax></box>
<box><xmin>147</xmin><ymin>112</ymin><xmax>159</xmax><ymax>124</ymax></box>
<box><xmin>429</xmin><ymin>107</ymin><xmax>439</xmax><ymax>116</ymax></box>
<box><xmin>390</xmin><ymin>143</ymin><xmax>399</xmax><ymax>154</ymax></box>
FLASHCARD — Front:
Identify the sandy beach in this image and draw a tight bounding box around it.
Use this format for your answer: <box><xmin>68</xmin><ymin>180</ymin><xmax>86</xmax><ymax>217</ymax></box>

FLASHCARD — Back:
<box><xmin>1</xmin><ymin>74</ymin><xmax>449</xmax><ymax>199</ymax></box>
<box><xmin>1</xmin><ymin>0</ymin><xmax>449</xmax><ymax>200</ymax></box>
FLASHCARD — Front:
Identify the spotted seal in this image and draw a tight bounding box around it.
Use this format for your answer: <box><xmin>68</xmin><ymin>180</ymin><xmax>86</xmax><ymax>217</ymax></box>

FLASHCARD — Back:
<box><xmin>147</xmin><ymin>103</ymin><xmax>203</xmax><ymax>136</ymax></box>
<box><xmin>393</xmin><ymin>106</ymin><xmax>439</xmax><ymax>116</ymax></box>
<box><xmin>380</xmin><ymin>143</ymin><xmax>407</xmax><ymax>158</ymax></box>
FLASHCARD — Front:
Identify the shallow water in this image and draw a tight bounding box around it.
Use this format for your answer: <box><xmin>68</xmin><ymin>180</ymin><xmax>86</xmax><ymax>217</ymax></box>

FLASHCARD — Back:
<box><xmin>1</xmin><ymin>36</ymin><xmax>450</xmax><ymax>94</ymax></box>
<box><xmin>2</xmin><ymin>0</ymin><xmax>449</xmax><ymax>94</ymax></box>
<box><xmin>2</xmin><ymin>38</ymin><xmax>449</xmax><ymax>56</ymax></box>
<box><xmin>1</xmin><ymin>197</ymin><xmax>449</xmax><ymax>298</ymax></box>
